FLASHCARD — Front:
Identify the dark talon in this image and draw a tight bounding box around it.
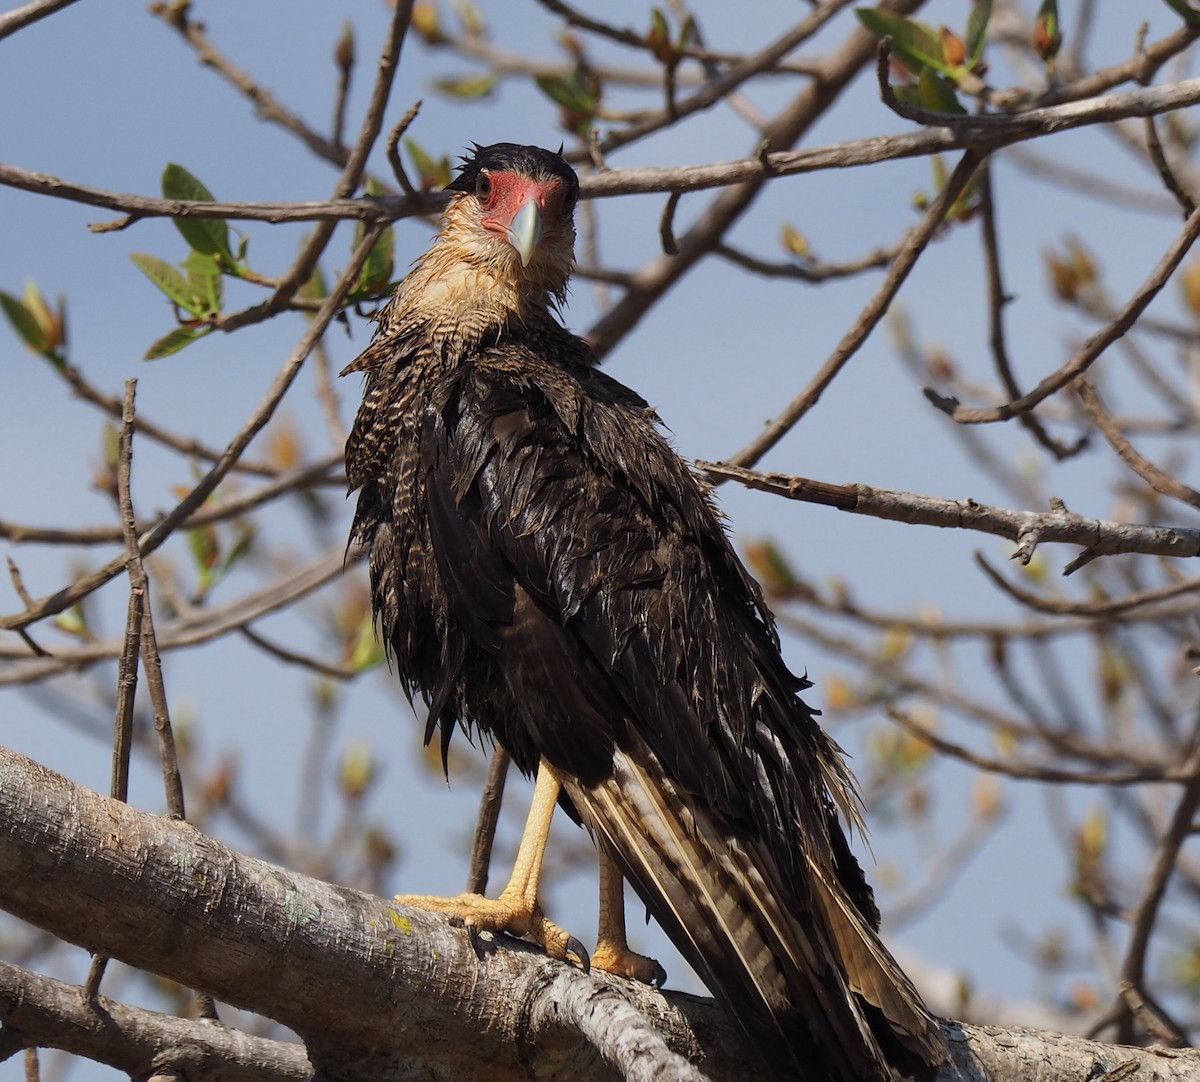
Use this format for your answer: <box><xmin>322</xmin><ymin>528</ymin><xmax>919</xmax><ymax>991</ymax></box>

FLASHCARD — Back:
<box><xmin>651</xmin><ymin>962</ymin><xmax>667</xmax><ymax>989</ymax></box>
<box><xmin>465</xmin><ymin>923</ymin><xmax>488</xmax><ymax>961</ymax></box>
<box><xmin>566</xmin><ymin>935</ymin><xmax>591</xmax><ymax>974</ymax></box>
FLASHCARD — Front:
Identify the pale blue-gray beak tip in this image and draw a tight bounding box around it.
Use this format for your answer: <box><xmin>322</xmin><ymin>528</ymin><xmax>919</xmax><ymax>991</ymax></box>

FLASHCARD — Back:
<box><xmin>507</xmin><ymin>198</ymin><xmax>544</xmax><ymax>267</ymax></box>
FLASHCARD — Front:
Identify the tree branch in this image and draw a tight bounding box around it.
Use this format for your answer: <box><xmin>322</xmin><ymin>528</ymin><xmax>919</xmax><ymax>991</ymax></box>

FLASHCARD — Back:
<box><xmin>698</xmin><ymin>461</ymin><xmax>1200</xmax><ymax>571</ymax></box>
<box><xmin>3</xmin><ymin>745</ymin><xmax>1200</xmax><ymax>1080</ymax></box>
<box><xmin>0</xmin><ymin>744</ymin><xmax>747</xmax><ymax>1081</ymax></box>
<box><xmin>0</xmin><ymin>961</ymin><xmax>312</xmax><ymax>1081</ymax></box>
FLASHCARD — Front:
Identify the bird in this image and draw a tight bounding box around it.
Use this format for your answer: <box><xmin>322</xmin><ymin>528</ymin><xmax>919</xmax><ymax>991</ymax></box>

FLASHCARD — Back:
<box><xmin>344</xmin><ymin>141</ymin><xmax>945</xmax><ymax>1081</ymax></box>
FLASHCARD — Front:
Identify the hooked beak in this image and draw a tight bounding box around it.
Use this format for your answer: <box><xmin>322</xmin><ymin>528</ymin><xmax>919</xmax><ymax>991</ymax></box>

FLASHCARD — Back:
<box><xmin>506</xmin><ymin>197</ymin><xmax>543</xmax><ymax>267</ymax></box>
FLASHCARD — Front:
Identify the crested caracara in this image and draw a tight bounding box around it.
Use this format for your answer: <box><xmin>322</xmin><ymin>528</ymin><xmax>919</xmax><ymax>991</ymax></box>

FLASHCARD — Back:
<box><xmin>345</xmin><ymin>142</ymin><xmax>944</xmax><ymax>1081</ymax></box>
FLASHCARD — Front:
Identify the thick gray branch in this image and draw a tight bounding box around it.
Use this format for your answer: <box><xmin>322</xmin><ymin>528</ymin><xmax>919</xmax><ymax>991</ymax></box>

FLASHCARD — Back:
<box><xmin>2</xmin><ymin>745</ymin><xmax>1199</xmax><ymax>1081</ymax></box>
<box><xmin>0</xmin><ymin>961</ymin><xmax>312</xmax><ymax>1081</ymax></box>
<box><xmin>0</xmin><ymin>744</ymin><xmax>743</xmax><ymax>1082</ymax></box>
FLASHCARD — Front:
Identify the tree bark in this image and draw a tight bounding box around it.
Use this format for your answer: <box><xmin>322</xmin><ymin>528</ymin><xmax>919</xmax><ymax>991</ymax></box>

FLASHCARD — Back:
<box><xmin>1</xmin><ymin>744</ymin><xmax>1197</xmax><ymax>1081</ymax></box>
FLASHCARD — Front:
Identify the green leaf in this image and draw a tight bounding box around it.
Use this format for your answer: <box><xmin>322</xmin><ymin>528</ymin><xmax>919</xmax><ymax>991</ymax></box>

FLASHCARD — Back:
<box><xmin>677</xmin><ymin>14</ymin><xmax>695</xmax><ymax>53</ymax></box>
<box><xmin>432</xmin><ymin>72</ymin><xmax>499</xmax><ymax>100</ymax></box>
<box><xmin>1162</xmin><ymin>0</ymin><xmax>1200</xmax><ymax>25</ymax></box>
<box><xmin>355</xmin><ymin>232</ymin><xmax>394</xmax><ymax>297</ymax></box>
<box><xmin>131</xmin><ymin>252</ymin><xmax>206</xmax><ymax>316</ymax></box>
<box><xmin>162</xmin><ymin>162</ymin><xmax>235</xmax><ymax>265</ymax></box>
<box><xmin>966</xmin><ymin>0</ymin><xmax>992</xmax><ymax>68</ymax></box>
<box><xmin>404</xmin><ymin>138</ymin><xmax>452</xmax><ymax>191</ymax></box>
<box><xmin>1</xmin><ymin>285</ymin><xmax>66</xmax><ymax>368</ymax></box>
<box><xmin>535</xmin><ymin>70</ymin><xmax>597</xmax><ymax>114</ymax></box>
<box><xmin>0</xmin><ymin>290</ymin><xmax>48</xmax><ymax>353</ymax></box>
<box><xmin>647</xmin><ymin>7</ymin><xmax>673</xmax><ymax>64</ymax></box>
<box><xmin>1034</xmin><ymin>0</ymin><xmax>1063</xmax><ymax>58</ymax></box>
<box><xmin>855</xmin><ymin>9</ymin><xmax>947</xmax><ymax>75</ymax></box>
<box><xmin>222</xmin><ymin>525</ymin><xmax>255</xmax><ymax>574</ymax></box>
<box><xmin>183</xmin><ymin>251</ymin><xmax>223</xmax><ymax>314</ymax></box>
<box><xmin>917</xmin><ymin>68</ymin><xmax>966</xmax><ymax>115</ymax></box>
<box><xmin>354</xmin><ymin>178</ymin><xmax>394</xmax><ymax>294</ymax></box>
<box><xmin>143</xmin><ymin>325</ymin><xmax>211</xmax><ymax>361</ymax></box>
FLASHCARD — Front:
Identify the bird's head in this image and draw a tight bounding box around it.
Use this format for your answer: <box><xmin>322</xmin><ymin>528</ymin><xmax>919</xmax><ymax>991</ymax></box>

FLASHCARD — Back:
<box><xmin>441</xmin><ymin>143</ymin><xmax>579</xmax><ymax>300</ymax></box>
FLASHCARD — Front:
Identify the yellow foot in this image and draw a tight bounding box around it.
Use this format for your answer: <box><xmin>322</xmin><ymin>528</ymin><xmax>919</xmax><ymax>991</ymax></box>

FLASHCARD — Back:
<box><xmin>592</xmin><ymin>939</ymin><xmax>667</xmax><ymax>987</ymax></box>
<box><xmin>395</xmin><ymin>891</ymin><xmax>590</xmax><ymax>971</ymax></box>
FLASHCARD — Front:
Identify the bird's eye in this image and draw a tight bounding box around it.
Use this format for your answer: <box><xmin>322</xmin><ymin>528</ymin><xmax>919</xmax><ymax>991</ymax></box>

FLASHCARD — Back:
<box><xmin>476</xmin><ymin>173</ymin><xmax>492</xmax><ymax>201</ymax></box>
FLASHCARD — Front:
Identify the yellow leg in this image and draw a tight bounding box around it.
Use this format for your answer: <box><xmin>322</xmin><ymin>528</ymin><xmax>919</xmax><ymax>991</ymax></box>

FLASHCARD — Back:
<box><xmin>396</xmin><ymin>760</ymin><xmax>587</xmax><ymax>968</ymax></box>
<box><xmin>590</xmin><ymin>845</ymin><xmax>666</xmax><ymax>987</ymax></box>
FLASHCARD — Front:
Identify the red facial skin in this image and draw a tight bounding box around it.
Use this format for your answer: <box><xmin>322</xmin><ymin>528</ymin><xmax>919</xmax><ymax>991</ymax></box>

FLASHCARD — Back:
<box><xmin>477</xmin><ymin>169</ymin><xmax>573</xmax><ymax>252</ymax></box>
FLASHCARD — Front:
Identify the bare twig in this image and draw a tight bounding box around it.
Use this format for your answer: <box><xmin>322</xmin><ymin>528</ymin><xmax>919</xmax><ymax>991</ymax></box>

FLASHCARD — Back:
<box><xmin>55</xmin><ymin>361</ymin><xmax>279</xmax><ymax>476</ymax></box>
<box><xmin>975</xmin><ymin>553</ymin><xmax>1200</xmax><ymax>619</ymax></box>
<box><xmin>466</xmin><ymin>746</ymin><xmax>511</xmax><ymax>896</ymax></box>
<box><xmin>1117</xmin><ymin>747</ymin><xmax>1200</xmax><ymax>1042</ymax></box>
<box><xmin>385</xmin><ymin>100</ymin><xmax>423</xmax><ymax>199</ymax></box>
<box><xmin>586</xmin><ymin>0</ymin><xmax>928</xmax><ymax>359</ymax></box>
<box><xmin>0</xmin><ymin>76</ymin><xmax>1193</xmax><ymax>236</ymax></box>
<box><xmin>714</xmin><ymin>239</ymin><xmax>899</xmax><ymax>281</ymax></box>
<box><xmin>1076</xmin><ymin>380</ymin><xmax>1200</xmax><ymax>512</ymax></box>
<box><xmin>0</xmin><ymin>454</ymin><xmax>342</xmax><ymax>548</ymax></box>
<box><xmin>658</xmin><ymin>191</ymin><xmax>681</xmax><ymax>256</ymax></box>
<box><xmin>927</xmin><ymin>203</ymin><xmax>1200</xmax><ymax>426</ymax></box>
<box><xmin>240</xmin><ymin>625</ymin><xmax>357</xmax><ymax>681</ymax></box>
<box><xmin>978</xmin><ymin>164</ymin><xmax>1084</xmax><ymax>459</ymax></box>
<box><xmin>0</xmin><ymin>222</ymin><xmax>385</xmax><ymax>634</ymax></box>
<box><xmin>726</xmin><ymin>149</ymin><xmax>982</xmax><ymax>469</ymax></box>
<box><xmin>887</xmin><ymin>707</ymin><xmax>1181</xmax><ymax>786</ymax></box>
<box><xmin>0</xmin><ymin>0</ymin><xmax>81</xmax><ymax>42</ymax></box>
<box><xmin>219</xmin><ymin>0</ymin><xmax>415</xmax><ymax>334</ymax></box>
<box><xmin>112</xmin><ymin>380</ymin><xmax>143</xmax><ymax>808</ymax></box>
<box><xmin>698</xmin><ymin>460</ymin><xmax>1200</xmax><ymax>570</ymax></box>
<box><xmin>151</xmin><ymin>1</ymin><xmax>350</xmax><ymax>170</ymax></box>
<box><xmin>0</xmin><ymin>549</ymin><xmax>349</xmax><ymax>685</ymax></box>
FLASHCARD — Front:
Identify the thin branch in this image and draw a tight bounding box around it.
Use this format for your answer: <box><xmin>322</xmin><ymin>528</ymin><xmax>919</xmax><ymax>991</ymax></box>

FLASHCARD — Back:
<box><xmin>714</xmin><ymin>239</ymin><xmax>899</xmax><ymax>281</ymax></box>
<box><xmin>0</xmin><ymin>76</ymin><xmax>1196</xmax><ymax>233</ymax></box>
<box><xmin>111</xmin><ymin>379</ymin><xmax>143</xmax><ymax>808</ymax></box>
<box><xmin>1076</xmin><ymin>379</ymin><xmax>1200</xmax><ymax>512</ymax></box>
<box><xmin>0</xmin><ymin>454</ymin><xmax>342</xmax><ymax>548</ymax></box>
<box><xmin>385</xmin><ymin>99</ymin><xmax>423</xmax><ymax>199</ymax></box>
<box><xmin>150</xmin><ymin>1</ymin><xmax>349</xmax><ymax>171</ymax></box>
<box><xmin>0</xmin><ymin>548</ymin><xmax>349</xmax><ymax>685</ymax></box>
<box><xmin>698</xmin><ymin>460</ymin><xmax>1200</xmax><ymax>570</ymax></box>
<box><xmin>725</xmin><ymin>149</ymin><xmax>982</xmax><ymax>469</ymax></box>
<box><xmin>1004</xmin><ymin>144</ymin><xmax>1181</xmax><ymax>215</ymax></box>
<box><xmin>887</xmin><ymin>707</ymin><xmax>1182</xmax><ymax>787</ymax></box>
<box><xmin>0</xmin><ymin>220</ymin><xmax>386</xmax><ymax>634</ymax></box>
<box><xmin>466</xmin><ymin>746</ymin><xmax>511</xmax><ymax>896</ymax></box>
<box><xmin>658</xmin><ymin>191</ymin><xmax>681</xmax><ymax>256</ymax></box>
<box><xmin>586</xmin><ymin>0</ymin><xmax>929</xmax><ymax>359</ymax></box>
<box><xmin>975</xmin><ymin>553</ymin><xmax>1200</xmax><ymax>619</ymax></box>
<box><xmin>1118</xmin><ymin>746</ymin><xmax>1200</xmax><ymax>1041</ymax></box>
<box><xmin>1143</xmin><ymin>114</ymin><xmax>1196</xmax><ymax>217</ymax></box>
<box><xmin>54</xmin><ymin>361</ymin><xmax>279</xmax><ymax>476</ymax></box>
<box><xmin>220</xmin><ymin>0</ymin><xmax>415</xmax><ymax>334</ymax></box>
<box><xmin>0</xmin><ymin>0</ymin><xmax>81</xmax><ymax>42</ymax></box>
<box><xmin>928</xmin><ymin>203</ymin><xmax>1200</xmax><ymax>426</ymax></box>
<box><xmin>978</xmin><ymin>164</ymin><xmax>1084</xmax><ymax>459</ymax></box>
<box><xmin>240</xmin><ymin>625</ymin><xmax>357</xmax><ymax>681</ymax></box>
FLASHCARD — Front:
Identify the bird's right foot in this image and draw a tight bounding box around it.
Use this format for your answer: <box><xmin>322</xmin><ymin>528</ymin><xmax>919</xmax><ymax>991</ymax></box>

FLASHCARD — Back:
<box><xmin>394</xmin><ymin>890</ymin><xmax>590</xmax><ymax>971</ymax></box>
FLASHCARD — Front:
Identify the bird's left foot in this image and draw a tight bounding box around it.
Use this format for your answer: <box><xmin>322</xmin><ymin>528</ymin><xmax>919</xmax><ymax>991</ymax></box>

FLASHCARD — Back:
<box><xmin>394</xmin><ymin>890</ymin><xmax>590</xmax><ymax>972</ymax></box>
<box><xmin>592</xmin><ymin>937</ymin><xmax>667</xmax><ymax>987</ymax></box>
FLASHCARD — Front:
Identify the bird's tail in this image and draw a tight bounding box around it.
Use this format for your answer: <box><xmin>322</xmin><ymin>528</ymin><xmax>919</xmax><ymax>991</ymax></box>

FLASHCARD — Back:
<box><xmin>561</xmin><ymin>747</ymin><xmax>943</xmax><ymax>1082</ymax></box>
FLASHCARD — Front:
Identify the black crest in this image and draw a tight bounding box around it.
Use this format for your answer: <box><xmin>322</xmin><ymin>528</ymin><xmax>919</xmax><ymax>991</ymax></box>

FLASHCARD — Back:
<box><xmin>447</xmin><ymin>142</ymin><xmax>579</xmax><ymax>203</ymax></box>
